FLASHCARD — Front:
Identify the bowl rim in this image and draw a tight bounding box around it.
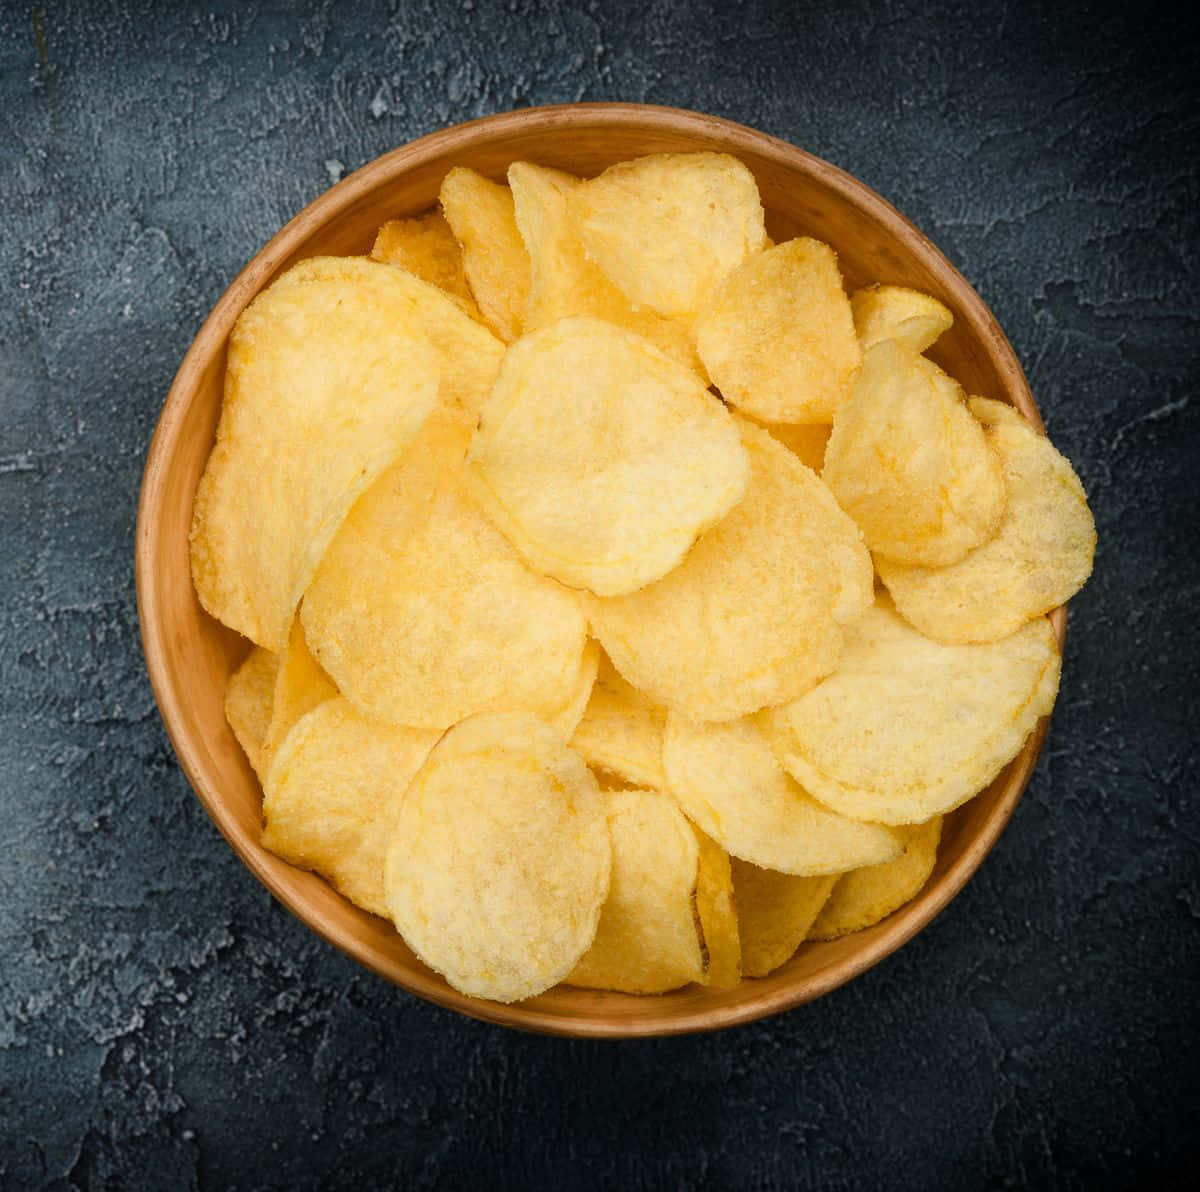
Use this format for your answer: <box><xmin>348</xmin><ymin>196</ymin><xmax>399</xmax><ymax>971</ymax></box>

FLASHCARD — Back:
<box><xmin>136</xmin><ymin>101</ymin><xmax>1067</xmax><ymax>1037</ymax></box>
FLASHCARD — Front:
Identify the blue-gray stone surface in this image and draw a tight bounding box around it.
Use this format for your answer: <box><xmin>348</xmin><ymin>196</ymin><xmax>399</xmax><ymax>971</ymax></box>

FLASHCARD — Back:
<box><xmin>1</xmin><ymin>1</ymin><xmax>1196</xmax><ymax>1187</ymax></box>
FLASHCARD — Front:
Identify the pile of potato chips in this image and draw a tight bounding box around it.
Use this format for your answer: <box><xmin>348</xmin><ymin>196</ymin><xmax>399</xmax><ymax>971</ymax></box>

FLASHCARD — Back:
<box><xmin>194</xmin><ymin>152</ymin><xmax>1095</xmax><ymax>1004</ymax></box>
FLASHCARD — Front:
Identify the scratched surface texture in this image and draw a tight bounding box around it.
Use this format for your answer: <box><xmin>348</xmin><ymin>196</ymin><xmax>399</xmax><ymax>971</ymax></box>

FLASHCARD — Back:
<box><xmin>1</xmin><ymin>0</ymin><xmax>1197</xmax><ymax>1188</ymax></box>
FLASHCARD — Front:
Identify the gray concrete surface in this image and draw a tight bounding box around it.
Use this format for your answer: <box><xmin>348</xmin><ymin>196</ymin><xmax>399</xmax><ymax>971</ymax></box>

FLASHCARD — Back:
<box><xmin>1</xmin><ymin>1</ymin><xmax>1196</xmax><ymax>1187</ymax></box>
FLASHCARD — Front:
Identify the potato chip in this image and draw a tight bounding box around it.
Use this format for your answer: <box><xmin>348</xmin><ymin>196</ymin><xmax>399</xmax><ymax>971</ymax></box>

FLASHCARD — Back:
<box><xmin>190</xmin><ymin>258</ymin><xmax>442</xmax><ymax>650</ymax></box>
<box><xmin>467</xmin><ymin>316</ymin><xmax>748</xmax><ymax>596</ymax></box>
<box><xmin>808</xmin><ymin>818</ymin><xmax>943</xmax><ymax>940</ymax></box>
<box><xmin>850</xmin><ymin>283</ymin><xmax>953</xmax><ymax>353</ymax></box>
<box><xmin>507</xmin><ymin>162</ymin><xmax>700</xmax><ymax>371</ymax></box>
<box><xmin>571</xmin><ymin>152</ymin><xmax>767</xmax><ymax>318</ymax></box>
<box><xmin>568</xmin><ymin>653</ymin><xmax>667</xmax><ymax>790</ymax></box>
<box><xmin>822</xmin><ymin>339</ymin><xmax>1007</xmax><ymax>567</ymax></box>
<box><xmin>549</xmin><ymin>639</ymin><xmax>600</xmax><ymax>741</ymax></box>
<box><xmin>262</xmin><ymin>697</ymin><xmax>440</xmax><ymax>917</ymax></box>
<box><xmin>760</xmin><ymin>598</ymin><xmax>1061</xmax><ymax>824</ymax></box>
<box><xmin>303</xmin><ymin>434</ymin><xmax>588</xmax><ymax>732</ymax></box>
<box><xmin>370</xmin><ymin>211</ymin><xmax>481</xmax><ymax>318</ymax></box>
<box><xmin>695</xmin><ymin>237</ymin><xmax>861</xmax><ymax>424</ymax></box>
<box><xmin>662</xmin><ymin>714</ymin><xmax>901</xmax><ymax>873</ymax></box>
<box><xmin>586</xmin><ymin>421</ymin><xmax>872</xmax><ymax>721</ymax></box>
<box><xmin>260</xmin><ymin>615</ymin><xmax>338</xmax><ymax>775</ymax></box>
<box><xmin>693</xmin><ymin>829</ymin><xmax>741</xmax><ymax>989</ymax></box>
<box><xmin>224</xmin><ymin>646</ymin><xmax>278</xmax><ymax>779</ymax></box>
<box><xmin>567</xmin><ymin>788</ymin><xmax>706</xmax><ymax>994</ymax></box>
<box><xmin>876</xmin><ymin>398</ymin><xmax>1096</xmax><ymax>642</ymax></box>
<box><xmin>766</xmin><ymin>422</ymin><xmax>832</xmax><ymax>472</ymax></box>
<box><xmin>731</xmin><ymin>860</ymin><xmax>837</xmax><ymax>978</ymax></box>
<box><xmin>385</xmin><ymin>713</ymin><xmax>610</xmax><ymax>1003</ymax></box>
<box><xmin>439</xmin><ymin>167</ymin><xmax>529</xmax><ymax>343</ymax></box>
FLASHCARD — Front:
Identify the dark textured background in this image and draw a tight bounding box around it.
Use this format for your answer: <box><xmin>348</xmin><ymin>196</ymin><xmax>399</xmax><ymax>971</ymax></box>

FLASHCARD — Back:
<box><xmin>1</xmin><ymin>1</ymin><xmax>1197</xmax><ymax>1187</ymax></box>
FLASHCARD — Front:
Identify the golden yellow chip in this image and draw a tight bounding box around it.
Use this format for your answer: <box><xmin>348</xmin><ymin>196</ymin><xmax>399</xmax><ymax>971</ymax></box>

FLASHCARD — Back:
<box><xmin>850</xmin><ymin>283</ymin><xmax>953</xmax><ymax>353</ymax></box>
<box><xmin>731</xmin><ymin>860</ymin><xmax>837</xmax><ymax>978</ymax></box>
<box><xmin>567</xmin><ymin>788</ymin><xmax>706</xmax><ymax>994</ymax></box>
<box><xmin>385</xmin><ymin>713</ymin><xmax>610</xmax><ymax>1003</ymax></box>
<box><xmin>693</xmin><ymin>829</ymin><xmax>741</xmax><ymax>989</ymax></box>
<box><xmin>766</xmin><ymin>422</ymin><xmax>832</xmax><ymax>472</ymax></box>
<box><xmin>260</xmin><ymin>616</ymin><xmax>338</xmax><ymax>775</ymax></box>
<box><xmin>467</xmin><ymin>316</ymin><xmax>748</xmax><ymax>596</ymax></box>
<box><xmin>571</xmin><ymin>151</ymin><xmax>767</xmax><ymax>318</ymax></box>
<box><xmin>439</xmin><ymin>167</ymin><xmax>529</xmax><ymax>343</ymax></box>
<box><xmin>877</xmin><ymin>398</ymin><xmax>1096</xmax><ymax>642</ymax></box>
<box><xmin>369</xmin><ymin>211</ymin><xmax>481</xmax><ymax>318</ymax></box>
<box><xmin>224</xmin><ymin>646</ymin><xmax>278</xmax><ymax>779</ymax></box>
<box><xmin>303</xmin><ymin>431</ymin><xmax>588</xmax><ymax>732</ymax></box>
<box><xmin>760</xmin><ymin>598</ymin><xmax>1061</xmax><ymax>824</ymax></box>
<box><xmin>262</xmin><ymin>697</ymin><xmax>440</xmax><ymax>918</ymax></box>
<box><xmin>548</xmin><ymin>639</ymin><xmax>601</xmax><ymax>742</ymax></box>
<box><xmin>507</xmin><ymin>161</ymin><xmax>700</xmax><ymax>371</ymax></box>
<box><xmin>695</xmin><ymin>237</ymin><xmax>862</xmax><ymax>423</ymax></box>
<box><xmin>822</xmin><ymin>339</ymin><xmax>1007</xmax><ymax>567</ymax></box>
<box><xmin>568</xmin><ymin>653</ymin><xmax>667</xmax><ymax>790</ymax></box>
<box><xmin>190</xmin><ymin>258</ymin><xmax>442</xmax><ymax>650</ymax></box>
<box><xmin>586</xmin><ymin>421</ymin><xmax>872</xmax><ymax>721</ymax></box>
<box><xmin>662</xmin><ymin>713</ymin><xmax>901</xmax><ymax>873</ymax></box>
<box><xmin>808</xmin><ymin>817</ymin><xmax>943</xmax><ymax>940</ymax></box>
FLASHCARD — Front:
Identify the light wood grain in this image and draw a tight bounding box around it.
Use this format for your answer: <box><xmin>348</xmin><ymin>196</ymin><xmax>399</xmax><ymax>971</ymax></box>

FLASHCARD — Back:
<box><xmin>136</xmin><ymin>103</ymin><xmax>1067</xmax><ymax>1037</ymax></box>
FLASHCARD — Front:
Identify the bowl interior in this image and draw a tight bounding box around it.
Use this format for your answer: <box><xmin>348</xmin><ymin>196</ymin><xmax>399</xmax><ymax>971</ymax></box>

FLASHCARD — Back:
<box><xmin>137</xmin><ymin>104</ymin><xmax>1064</xmax><ymax>1036</ymax></box>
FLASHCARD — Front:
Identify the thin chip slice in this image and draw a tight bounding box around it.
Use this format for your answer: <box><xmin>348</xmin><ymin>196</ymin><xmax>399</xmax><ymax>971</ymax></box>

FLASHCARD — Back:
<box><xmin>224</xmin><ymin>647</ymin><xmax>279</xmax><ymax>779</ymax></box>
<box><xmin>262</xmin><ymin>697</ymin><xmax>440</xmax><ymax>918</ymax></box>
<box><xmin>507</xmin><ymin>162</ymin><xmax>700</xmax><ymax>372</ymax></box>
<box><xmin>663</xmin><ymin>714</ymin><xmax>901</xmax><ymax>874</ymax></box>
<box><xmin>260</xmin><ymin>615</ymin><xmax>339</xmax><ymax>775</ymax></box>
<box><xmin>822</xmin><ymin>339</ymin><xmax>1007</xmax><ymax>567</ymax></box>
<box><xmin>693</xmin><ymin>829</ymin><xmax>741</xmax><ymax>989</ymax></box>
<box><xmin>303</xmin><ymin>429</ymin><xmax>588</xmax><ymax>732</ymax></box>
<box><xmin>439</xmin><ymin>167</ymin><xmax>529</xmax><ymax>343</ymax></box>
<box><xmin>568</xmin><ymin>653</ymin><xmax>667</xmax><ymax>790</ymax></box>
<box><xmin>876</xmin><ymin>398</ymin><xmax>1096</xmax><ymax>642</ymax></box>
<box><xmin>572</xmin><ymin>152</ymin><xmax>767</xmax><ymax>318</ymax></box>
<box><xmin>850</xmin><ymin>284</ymin><xmax>953</xmax><ymax>353</ymax></box>
<box><xmin>766</xmin><ymin>422</ymin><xmax>832</xmax><ymax>472</ymax></box>
<box><xmin>370</xmin><ymin>211</ymin><xmax>482</xmax><ymax>318</ymax></box>
<box><xmin>808</xmin><ymin>818</ymin><xmax>943</xmax><ymax>940</ymax></box>
<box><xmin>468</xmin><ymin>316</ymin><xmax>748</xmax><ymax>596</ymax></box>
<box><xmin>385</xmin><ymin>713</ymin><xmax>610</xmax><ymax>1003</ymax></box>
<box><xmin>695</xmin><ymin>237</ymin><xmax>862</xmax><ymax>424</ymax></box>
<box><xmin>586</xmin><ymin>421</ymin><xmax>872</xmax><ymax>721</ymax></box>
<box><xmin>190</xmin><ymin>258</ymin><xmax>442</xmax><ymax>650</ymax></box>
<box><xmin>567</xmin><ymin>788</ymin><xmax>706</xmax><ymax>994</ymax></box>
<box><xmin>761</xmin><ymin>598</ymin><xmax>1061</xmax><ymax>825</ymax></box>
<box><xmin>548</xmin><ymin>639</ymin><xmax>601</xmax><ymax>742</ymax></box>
<box><xmin>731</xmin><ymin>860</ymin><xmax>837</xmax><ymax>978</ymax></box>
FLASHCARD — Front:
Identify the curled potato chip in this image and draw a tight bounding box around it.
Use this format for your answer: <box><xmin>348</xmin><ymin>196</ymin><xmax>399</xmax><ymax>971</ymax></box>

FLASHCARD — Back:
<box><xmin>572</xmin><ymin>152</ymin><xmax>767</xmax><ymax>318</ymax></box>
<box><xmin>369</xmin><ymin>211</ymin><xmax>481</xmax><ymax>318</ymax></box>
<box><xmin>260</xmin><ymin>616</ymin><xmax>338</xmax><ymax>775</ymax></box>
<box><xmin>808</xmin><ymin>817</ymin><xmax>943</xmax><ymax>940</ymax></box>
<box><xmin>567</xmin><ymin>788</ymin><xmax>705</xmax><ymax>994</ymax></box>
<box><xmin>731</xmin><ymin>860</ymin><xmax>837</xmax><ymax>978</ymax></box>
<box><xmin>850</xmin><ymin>284</ymin><xmax>953</xmax><ymax>353</ymax></box>
<box><xmin>190</xmin><ymin>258</ymin><xmax>442</xmax><ymax>650</ymax></box>
<box><xmin>548</xmin><ymin>639</ymin><xmax>600</xmax><ymax>742</ymax></box>
<box><xmin>439</xmin><ymin>167</ymin><xmax>529</xmax><ymax>343</ymax></box>
<box><xmin>586</xmin><ymin>421</ymin><xmax>873</xmax><ymax>721</ymax></box>
<box><xmin>262</xmin><ymin>697</ymin><xmax>440</xmax><ymax>918</ymax></box>
<box><xmin>303</xmin><ymin>424</ymin><xmax>588</xmax><ymax>733</ymax></box>
<box><xmin>822</xmin><ymin>339</ymin><xmax>1007</xmax><ymax>567</ymax></box>
<box><xmin>693</xmin><ymin>829</ymin><xmax>741</xmax><ymax>989</ymax></box>
<box><xmin>695</xmin><ymin>237</ymin><xmax>861</xmax><ymax>424</ymax></box>
<box><xmin>877</xmin><ymin>398</ymin><xmax>1096</xmax><ymax>642</ymax></box>
<box><xmin>663</xmin><ymin>714</ymin><xmax>901</xmax><ymax>874</ymax></box>
<box><xmin>385</xmin><ymin>713</ymin><xmax>610</xmax><ymax>1003</ymax></box>
<box><xmin>507</xmin><ymin>162</ymin><xmax>700</xmax><ymax>371</ymax></box>
<box><xmin>766</xmin><ymin>422</ymin><xmax>832</xmax><ymax>472</ymax></box>
<box><xmin>468</xmin><ymin>316</ymin><xmax>748</xmax><ymax>596</ymax></box>
<box><xmin>760</xmin><ymin>598</ymin><xmax>1061</xmax><ymax>825</ymax></box>
<box><xmin>568</xmin><ymin>653</ymin><xmax>667</xmax><ymax>790</ymax></box>
<box><xmin>224</xmin><ymin>646</ymin><xmax>278</xmax><ymax>779</ymax></box>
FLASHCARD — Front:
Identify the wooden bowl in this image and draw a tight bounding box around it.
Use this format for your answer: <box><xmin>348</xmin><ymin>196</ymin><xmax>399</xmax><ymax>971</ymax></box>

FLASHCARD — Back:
<box><xmin>137</xmin><ymin>103</ymin><xmax>1066</xmax><ymax>1037</ymax></box>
